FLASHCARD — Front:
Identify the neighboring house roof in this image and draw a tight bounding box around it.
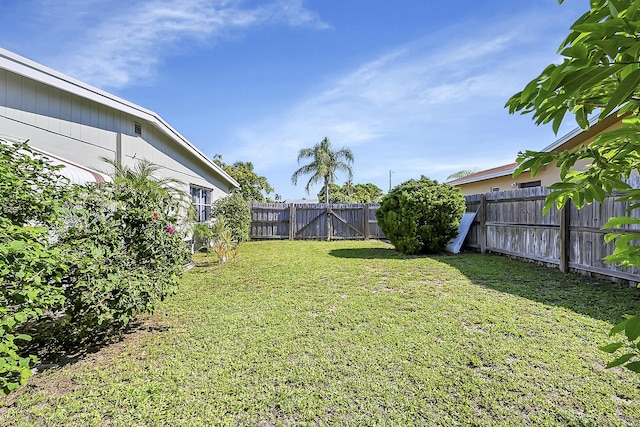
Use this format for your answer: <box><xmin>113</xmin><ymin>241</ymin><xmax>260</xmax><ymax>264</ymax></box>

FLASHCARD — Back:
<box><xmin>446</xmin><ymin>112</ymin><xmax>624</xmax><ymax>187</ymax></box>
<box><xmin>0</xmin><ymin>47</ymin><xmax>239</xmax><ymax>190</ymax></box>
<box><xmin>285</xmin><ymin>199</ymin><xmax>320</xmax><ymax>204</ymax></box>
<box><xmin>446</xmin><ymin>163</ymin><xmax>518</xmax><ymax>186</ymax></box>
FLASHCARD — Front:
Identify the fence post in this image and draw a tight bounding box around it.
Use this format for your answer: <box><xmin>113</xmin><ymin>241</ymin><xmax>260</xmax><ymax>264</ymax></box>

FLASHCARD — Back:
<box><xmin>559</xmin><ymin>200</ymin><xmax>571</xmax><ymax>273</ymax></box>
<box><xmin>479</xmin><ymin>193</ymin><xmax>487</xmax><ymax>253</ymax></box>
<box><xmin>289</xmin><ymin>203</ymin><xmax>296</xmax><ymax>240</ymax></box>
<box><xmin>364</xmin><ymin>204</ymin><xmax>370</xmax><ymax>240</ymax></box>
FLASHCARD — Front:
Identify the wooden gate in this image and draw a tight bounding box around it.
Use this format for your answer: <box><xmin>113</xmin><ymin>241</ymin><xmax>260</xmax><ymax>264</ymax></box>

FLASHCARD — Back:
<box><xmin>250</xmin><ymin>203</ymin><xmax>384</xmax><ymax>240</ymax></box>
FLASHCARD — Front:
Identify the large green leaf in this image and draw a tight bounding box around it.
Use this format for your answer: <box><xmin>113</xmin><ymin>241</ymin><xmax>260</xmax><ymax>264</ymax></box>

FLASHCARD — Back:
<box><xmin>625</xmin><ymin>315</ymin><xmax>640</xmax><ymax>342</ymax></box>
<box><xmin>603</xmin><ymin>216</ymin><xmax>640</xmax><ymax>228</ymax></box>
<box><xmin>626</xmin><ymin>361</ymin><xmax>640</xmax><ymax>372</ymax></box>
<box><xmin>599</xmin><ymin>342</ymin><xmax>624</xmax><ymax>353</ymax></box>
<box><xmin>600</xmin><ymin>67</ymin><xmax>640</xmax><ymax>119</ymax></box>
<box><xmin>606</xmin><ymin>352</ymin><xmax>636</xmax><ymax>368</ymax></box>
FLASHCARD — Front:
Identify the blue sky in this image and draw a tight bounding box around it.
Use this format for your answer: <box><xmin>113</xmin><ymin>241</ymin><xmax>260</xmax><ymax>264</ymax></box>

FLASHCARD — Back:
<box><xmin>1</xmin><ymin>0</ymin><xmax>587</xmax><ymax>200</ymax></box>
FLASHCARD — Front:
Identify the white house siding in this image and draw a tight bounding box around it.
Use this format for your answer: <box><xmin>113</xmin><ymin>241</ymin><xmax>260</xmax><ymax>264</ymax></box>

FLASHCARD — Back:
<box><xmin>0</xmin><ymin>64</ymin><xmax>235</xmax><ymax>204</ymax></box>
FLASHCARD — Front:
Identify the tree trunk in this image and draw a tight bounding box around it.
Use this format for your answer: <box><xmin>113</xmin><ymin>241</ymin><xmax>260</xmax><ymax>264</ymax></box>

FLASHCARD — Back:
<box><xmin>324</xmin><ymin>177</ymin><xmax>332</xmax><ymax>241</ymax></box>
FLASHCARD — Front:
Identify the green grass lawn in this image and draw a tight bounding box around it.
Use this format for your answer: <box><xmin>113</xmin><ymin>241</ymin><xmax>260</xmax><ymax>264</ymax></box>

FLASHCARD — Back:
<box><xmin>2</xmin><ymin>240</ymin><xmax>640</xmax><ymax>426</ymax></box>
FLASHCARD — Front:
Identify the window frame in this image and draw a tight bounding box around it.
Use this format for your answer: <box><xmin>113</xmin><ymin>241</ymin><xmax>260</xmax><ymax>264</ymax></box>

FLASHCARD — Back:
<box><xmin>519</xmin><ymin>180</ymin><xmax>542</xmax><ymax>189</ymax></box>
<box><xmin>190</xmin><ymin>185</ymin><xmax>212</xmax><ymax>223</ymax></box>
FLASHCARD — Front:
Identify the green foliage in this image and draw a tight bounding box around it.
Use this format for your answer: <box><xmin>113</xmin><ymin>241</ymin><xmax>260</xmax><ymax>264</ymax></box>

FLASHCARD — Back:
<box><xmin>0</xmin><ymin>140</ymin><xmax>68</xmax><ymax>395</ymax></box>
<box><xmin>291</xmin><ymin>137</ymin><xmax>354</xmax><ymax>204</ymax></box>
<box><xmin>213</xmin><ymin>155</ymin><xmax>274</xmax><ymax>202</ymax></box>
<box><xmin>60</xmin><ymin>160</ymin><xmax>191</xmax><ymax>328</ymax></box>
<box><xmin>193</xmin><ymin>222</ymin><xmax>216</xmax><ymax>252</ymax></box>
<box><xmin>210</xmin><ymin>192</ymin><xmax>251</xmax><ymax>243</ymax></box>
<box><xmin>193</xmin><ymin>216</ymin><xmax>238</xmax><ymax>263</ymax></box>
<box><xmin>0</xmin><ymin>141</ymin><xmax>70</xmax><ymax>225</ymax></box>
<box><xmin>1</xmin><ymin>144</ymin><xmax>191</xmax><ymax>396</ymax></box>
<box><xmin>0</xmin><ymin>222</ymin><xmax>66</xmax><ymax>396</ymax></box>
<box><xmin>317</xmin><ymin>181</ymin><xmax>383</xmax><ymax>203</ymax></box>
<box><xmin>600</xmin><ymin>314</ymin><xmax>640</xmax><ymax>372</ymax></box>
<box><xmin>506</xmin><ymin>0</ymin><xmax>640</xmax><ymax>372</ymax></box>
<box><xmin>506</xmin><ymin>0</ymin><xmax>640</xmax><ymax>133</ymax></box>
<box><xmin>376</xmin><ymin>176</ymin><xmax>465</xmax><ymax>254</ymax></box>
<box><xmin>507</xmin><ymin>0</ymin><xmax>640</xmax><ymax>217</ymax></box>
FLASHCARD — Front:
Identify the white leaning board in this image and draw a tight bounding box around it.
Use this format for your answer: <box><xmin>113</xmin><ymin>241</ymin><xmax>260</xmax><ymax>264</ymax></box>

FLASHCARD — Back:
<box><xmin>445</xmin><ymin>211</ymin><xmax>478</xmax><ymax>254</ymax></box>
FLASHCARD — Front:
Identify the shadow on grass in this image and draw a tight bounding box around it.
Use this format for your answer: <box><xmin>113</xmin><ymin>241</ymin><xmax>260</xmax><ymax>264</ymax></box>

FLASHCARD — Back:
<box><xmin>440</xmin><ymin>253</ymin><xmax>640</xmax><ymax>324</ymax></box>
<box><xmin>18</xmin><ymin>316</ymin><xmax>170</xmax><ymax>374</ymax></box>
<box><xmin>330</xmin><ymin>247</ymin><xmax>640</xmax><ymax>325</ymax></box>
<box><xmin>193</xmin><ymin>260</ymin><xmax>221</xmax><ymax>269</ymax></box>
<box><xmin>329</xmin><ymin>247</ymin><xmax>414</xmax><ymax>260</ymax></box>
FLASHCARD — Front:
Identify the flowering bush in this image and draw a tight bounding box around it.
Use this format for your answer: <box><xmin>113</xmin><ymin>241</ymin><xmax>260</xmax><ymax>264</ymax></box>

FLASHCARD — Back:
<box><xmin>61</xmin><ymin>160</ymin><xmax>190</xmax><ymax>328</ymax></box>
<box><xmin>1</xmin><ymin>142</ymin><xmax>192</xmax><ymax>396</ymax></box>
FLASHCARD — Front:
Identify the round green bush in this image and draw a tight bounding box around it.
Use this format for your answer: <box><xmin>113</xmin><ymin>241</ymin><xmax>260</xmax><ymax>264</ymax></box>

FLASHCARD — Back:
<box><xmin>376</xmin><ymin>176</ymin><xmax>465</xmax><ymax>255</ymax></box>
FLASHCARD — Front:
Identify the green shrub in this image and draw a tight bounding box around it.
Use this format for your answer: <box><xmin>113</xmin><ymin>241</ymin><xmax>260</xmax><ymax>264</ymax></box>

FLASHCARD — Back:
<box><xmin>1</xmin><ymin>145</ymin><xmax>192</xmax><ymax>395</ymax></box>
<box><xmin>210</xmin><ymin>193</ymin><xmax>251</xmax><ymax>243</ymax></box>
<box><xmin>0</xmin><ymin>140</ymin><xmax>68</xmax><ymax>395</ymax></box>
<box><xmin>60</xmin><ymin>161</ymin><xmax>191</xmax><ymax>328</ymax></box>
<box><xmin>376</xmin><ymin>176</ymin><xmax>465</xmax><ymax>255</ymax></box>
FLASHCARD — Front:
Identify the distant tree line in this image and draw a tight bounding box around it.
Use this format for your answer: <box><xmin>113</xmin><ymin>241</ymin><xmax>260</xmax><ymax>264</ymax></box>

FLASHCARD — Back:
<box><xmin>317</xmin><ymin>181</ymin><xmax>383</xmax><ymax>204</ymax></box>
<box><xmin>213</xmin><ymin>155</ymin><xmax>280</xmax><ymax>202</ymax></box>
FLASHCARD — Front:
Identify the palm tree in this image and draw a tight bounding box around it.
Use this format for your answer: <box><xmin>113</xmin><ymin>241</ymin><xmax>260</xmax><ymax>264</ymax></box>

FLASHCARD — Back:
<box><xmin>101</xmin><ymin>157</ymin><xmax>191</xmax><ymax>225</ymax></box>
<box><xmin>446</xmin><ymin>169</ymin><xmax>477</xmax><ymax>181</ymax></box>
<box><xmin>291</xmin><ymin>137</ymin><xmax>354</xmax><ymax>240</ymax></box>
<box><xmin>291</xmin><ymin>137</ymin><xmax>354</xmax><ymax>204</ymax></box>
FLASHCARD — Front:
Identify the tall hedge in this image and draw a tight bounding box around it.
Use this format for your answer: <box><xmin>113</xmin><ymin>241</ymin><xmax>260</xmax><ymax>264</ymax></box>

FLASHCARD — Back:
<box><xmin>376</xmin><ymin>176</ymin><xmax>465</xmax><ymax>255</ymax></box>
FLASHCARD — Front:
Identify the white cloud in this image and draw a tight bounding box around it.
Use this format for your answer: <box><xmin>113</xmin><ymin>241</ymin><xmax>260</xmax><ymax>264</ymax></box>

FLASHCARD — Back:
<box><xmin>269</xmin><ymin>0</ymin><xmax>332</xmax><ymax>29</ymax></box>
<box><xmin>50</xmin><ymin>0</ymin><xmax>328</xmax><ymax>88</ymax></box>
<box><xmin>227</xmin><ymin>31</ymin><xmax>525</xmax><ymax>164</ymax></box>
<box><xmin>222</xmin><ymin>12</ymin><xmax>576</xmax><ymax>197</ymax></box>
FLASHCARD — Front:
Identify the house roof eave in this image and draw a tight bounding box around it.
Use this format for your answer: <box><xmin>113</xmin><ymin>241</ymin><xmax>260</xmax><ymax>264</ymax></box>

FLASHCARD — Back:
<box><xmin>0</xmin><ymin>48</ymin><xmax>239</xmax><ymax>190</ymax></box>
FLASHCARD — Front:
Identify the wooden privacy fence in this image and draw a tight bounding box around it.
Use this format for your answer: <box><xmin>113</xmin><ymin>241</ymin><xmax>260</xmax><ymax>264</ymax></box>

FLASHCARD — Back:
<box><xmin>250</xmin><ymin>203</ymin><xmax>385</xmax><ymax>240</ymax></box>
<box><xmin>464</xmin><ymin>184</ymin><xmax>640</xmax><ymax>283</ymax></box>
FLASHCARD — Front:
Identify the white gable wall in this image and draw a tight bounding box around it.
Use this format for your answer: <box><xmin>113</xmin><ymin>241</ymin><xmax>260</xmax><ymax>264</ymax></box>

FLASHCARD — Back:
<box><xmin>0</xmin><ymin>67</ymin><xmax>232</xmax><ymax>201</ymax></box>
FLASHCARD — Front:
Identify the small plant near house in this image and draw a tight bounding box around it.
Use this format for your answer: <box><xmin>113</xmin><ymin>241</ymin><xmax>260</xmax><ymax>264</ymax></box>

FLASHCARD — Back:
<box><xmin>376</xmin><ymin>176</ymin><xmax>465</xmax><ymax>255</ymax></box>
<box><xmin>212</xmin><ymin>228</ymin><xmax>235</xmax><ymax>264</ymax></box>
<box><xmin>193</xmin><ymin>222</ymin><xmax>217</xmax><ymax>253</ymax></box>
<box><xmin>193</xmin><ymin>216</ymin><xmax>237</xmax><ymax>264</ymax></box>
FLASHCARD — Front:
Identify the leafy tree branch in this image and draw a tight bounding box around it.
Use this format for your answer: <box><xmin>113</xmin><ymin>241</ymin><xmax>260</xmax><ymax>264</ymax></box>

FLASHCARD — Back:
<box><xmin>507</xmin><ymin>0</ymin><xmax>640</xmax><ymax>373</ymax></box>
